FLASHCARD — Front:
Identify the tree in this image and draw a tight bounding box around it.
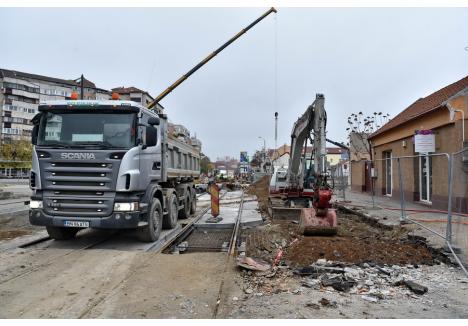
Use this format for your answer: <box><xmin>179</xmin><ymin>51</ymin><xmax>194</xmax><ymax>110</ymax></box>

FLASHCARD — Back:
<box><xmin>200</xmin><ymin>153</ymin><xmax>213</xmax><ymax>174</ymax></box>
<box><xmin>0</xmin><ymin>139</ymin><xmax>32</xmax><ymax>168</ymax></box>
<box><xmin>345</xmin><ymin>111</ymin><xmax>391</xmax><ymax>160</ymax></box>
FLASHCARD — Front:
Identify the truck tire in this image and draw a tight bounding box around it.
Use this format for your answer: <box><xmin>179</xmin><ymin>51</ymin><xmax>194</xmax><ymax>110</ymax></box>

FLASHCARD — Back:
<box><xmin>178</xmin><ymin>192</ymin><xmax>190</xmax><ymax>219</ymax></box>
<box><xmin>163</xmin><ymin>193</ymin><xmax>178</xmax><ymax>229</ymax></box>
<box><xmin>189</xmin><ymin>188</ymin><xmax>197</xmax><ymax>215</ymax></box>
<box><xmin>138</xmin><ymin>198</ymin><xmax>163</xmax><ymax>242</ymax></box>
<box><xmin>46</xmin><ymin>226</ymin><xmax>79</xmax><ymax>240</ymax></box>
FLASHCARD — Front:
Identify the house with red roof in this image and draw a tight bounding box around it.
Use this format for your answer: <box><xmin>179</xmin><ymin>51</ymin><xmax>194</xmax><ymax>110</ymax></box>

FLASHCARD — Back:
<box><xmin>365</xmin><ymin>75</ymin><xmax>468</xmax><ymax>212</ymax></box>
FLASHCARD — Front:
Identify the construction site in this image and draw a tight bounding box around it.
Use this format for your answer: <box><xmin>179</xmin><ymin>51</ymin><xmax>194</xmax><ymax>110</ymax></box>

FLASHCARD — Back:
<box><xmin>1</xmin><ymin>4</ymin><xmax>468</xmax><ymax>321</ymax></box>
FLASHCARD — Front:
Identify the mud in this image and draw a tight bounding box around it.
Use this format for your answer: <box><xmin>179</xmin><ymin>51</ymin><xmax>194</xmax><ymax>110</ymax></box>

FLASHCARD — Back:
<box><xmin>245</xmin><ymin>213</ymin><xmax>436</xmax><ymax>267</ymax></box>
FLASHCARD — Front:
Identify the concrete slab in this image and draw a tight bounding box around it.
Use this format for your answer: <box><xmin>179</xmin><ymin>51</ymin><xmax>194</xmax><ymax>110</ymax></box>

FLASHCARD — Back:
<box><xmin>195</xmin><ymin>201</ymin><xmax>263</xmax><ymax>229</ymax></box>
<box><xmin>242</xmin><ymin>201</ymin><xmax>259</xmax><ymax>210</ymax></box>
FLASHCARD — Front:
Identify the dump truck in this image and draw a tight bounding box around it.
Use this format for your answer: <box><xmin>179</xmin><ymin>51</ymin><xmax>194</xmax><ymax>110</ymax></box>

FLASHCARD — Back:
<box><xmin>29</xmin><ymin>99</ymin><xmax>201</xmax><ymax>242</ymax></box>
<box><xmin>28</xmin><ymin>7</ymin><xmax>277</xmax><ymax>242</ymax></box>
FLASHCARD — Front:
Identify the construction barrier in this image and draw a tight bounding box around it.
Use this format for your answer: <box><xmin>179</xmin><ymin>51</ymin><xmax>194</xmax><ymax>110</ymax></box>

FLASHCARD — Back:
<box><xmin>210</xmin><ymin>183</ymin><xmax>220</xmax><ymax>217</ymax></box>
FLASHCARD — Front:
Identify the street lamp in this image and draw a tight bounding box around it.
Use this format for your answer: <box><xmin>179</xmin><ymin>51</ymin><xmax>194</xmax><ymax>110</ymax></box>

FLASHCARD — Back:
<box><xmin>258</xmin><ymin>136</ymin><xmax>266</xmax><ymax>152</ymax></box>
<box><xmin>447</xmin><ymin>103</ymin><xmax>465</xmax><ymax>149</ymax></box>
<box><xmin>258</xmin><ymin>136</ymin><xmax>266</xmax><ymax>172</ymax></box>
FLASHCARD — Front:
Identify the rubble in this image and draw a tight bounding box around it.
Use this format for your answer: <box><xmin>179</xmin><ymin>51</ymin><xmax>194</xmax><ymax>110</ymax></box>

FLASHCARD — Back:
<box><xmin>237</xmin><ymin>257</ymin><xmax>270</xmax><ymax>272</ymax></box>
<box><xmin>305</xmin><ymin>302</ymin><xmax>320</xmax><ymax>309</ymax></box>
<box><xmin>319</xmin><ymin>298</ymin><xmax>337</xmax><ymax>308</ymax></box>
<box><xmin>321</xmin><ymin>275</ymin><xmax>356</xmax><ymax>292</ymax></box>
<box><xmin>394</xmin><ymin>280</ymin><xmax>428</xmax><ymax>295</ymax></box>
<box><xmin>361</xmin><ymin>295</ymin><xmax>379</xmax><ymax>303</ymax></box>
<box><xmin>238</xmin><ymin>205</ymin><xmax>457</xmax><ymax>311</ymax></box>
<box><xmin>294</xmin><ymin>264</ymin><xmax>344</xmax><ymax>276</ymax></box>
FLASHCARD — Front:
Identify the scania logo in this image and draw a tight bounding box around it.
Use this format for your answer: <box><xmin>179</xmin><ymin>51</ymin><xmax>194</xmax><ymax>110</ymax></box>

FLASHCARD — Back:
<box><xmin>60</xmin><ymin>153</ymin><xmax>96</xmax><ymax>160</ymax></box>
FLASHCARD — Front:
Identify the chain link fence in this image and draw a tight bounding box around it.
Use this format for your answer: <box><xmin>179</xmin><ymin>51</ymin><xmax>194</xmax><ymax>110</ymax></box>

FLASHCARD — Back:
<box><xmin>449</xmin><ymin>148</ymin><xmax>468</xmax><ymax>268</ymax></box>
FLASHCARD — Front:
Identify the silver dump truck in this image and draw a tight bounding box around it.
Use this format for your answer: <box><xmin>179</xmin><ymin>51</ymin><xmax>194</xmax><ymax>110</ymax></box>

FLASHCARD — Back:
<box><xmin>29</xmin><ymin>100</ymin><xmax>201</xmax><ymax>242</ymax></box>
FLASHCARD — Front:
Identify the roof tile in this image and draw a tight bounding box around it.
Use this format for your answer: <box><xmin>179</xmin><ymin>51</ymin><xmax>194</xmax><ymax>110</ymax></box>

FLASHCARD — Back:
<box><xmin>370</xmin><ymin>75</ymin><xmax>468</xmax><ymax>138</ymax></box>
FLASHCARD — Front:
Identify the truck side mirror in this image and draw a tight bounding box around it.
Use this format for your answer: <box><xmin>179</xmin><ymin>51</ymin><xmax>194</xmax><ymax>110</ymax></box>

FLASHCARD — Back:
<box><xmin>31</xmin><ymin>112</ymin><xmax>42</xmax><ymax>145</ymax></box>
<box><xmin>32</xmin><ymin>125</ymin><xmax>39</xmax><ymax>145</ymax></box>
<box><xmin>144</xmin><ymin>126</ymin><xmax>158</xmax><ymax>148</ymax></box>
<box><xmin>148</xmin><ymin>116</ymin><xmax>160</xmax><ymax>126</ymax></box>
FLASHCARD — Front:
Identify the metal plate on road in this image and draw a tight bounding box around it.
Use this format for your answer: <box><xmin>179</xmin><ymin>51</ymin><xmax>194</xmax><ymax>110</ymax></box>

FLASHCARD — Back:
<box><xmin>64</xmin><ymin>221</ymin><xmax>89</xmax><ymax>228</ymax></box>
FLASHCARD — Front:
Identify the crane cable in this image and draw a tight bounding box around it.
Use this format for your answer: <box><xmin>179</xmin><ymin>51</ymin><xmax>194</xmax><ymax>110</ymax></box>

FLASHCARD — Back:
<box><xmin>273</xmin><ymin>13</ymin><xmax>279</xmax><ymax>161</ymax></box>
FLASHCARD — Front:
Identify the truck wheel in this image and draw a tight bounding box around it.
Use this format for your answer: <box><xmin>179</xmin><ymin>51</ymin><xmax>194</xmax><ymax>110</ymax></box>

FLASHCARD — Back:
<box><xmin>178</xmin><ymin>192</ymin><xmax>190</xmax><ymax>219</ymax></box>
<box><xmin>163</xmin><ymin>193</ymin><xmax>178</xmax><ymax>229</ymax></box>
<box><xmin>46</xmin><ymin>226</ymin><xmax>79</xmax><ymax>240</ymax></box>
<box><xmin>190</xmin><ymin>188</ymin><xmax>197</xmax><ymax>215</ymax></box>
<box><xmin>138</xmin><ymin>198</ymin><xmax>163</xmax><ymax>242</ymax></box>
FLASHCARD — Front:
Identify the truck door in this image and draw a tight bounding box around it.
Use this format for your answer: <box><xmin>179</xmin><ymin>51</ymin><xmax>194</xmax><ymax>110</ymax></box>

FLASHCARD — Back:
<box><xmin>139</xmin><ymin>113</ymin><xmax>162</xmax><ymax>184</ymax></box>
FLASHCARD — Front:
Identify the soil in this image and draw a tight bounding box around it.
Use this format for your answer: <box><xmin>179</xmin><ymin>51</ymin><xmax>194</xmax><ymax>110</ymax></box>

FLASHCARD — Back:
<box><xmin>247</xmin><ymin>175</ymin><xmax>270</xmax><ymax>214</ymax></box>
<box><xmin>245</xmin><ymin>213</ymin><xmax>435</xmax><ymax>267</ymax></box>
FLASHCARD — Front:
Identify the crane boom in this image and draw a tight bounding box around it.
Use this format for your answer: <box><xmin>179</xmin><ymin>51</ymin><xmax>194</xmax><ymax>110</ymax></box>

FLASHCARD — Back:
<box><xmin>148</xmin><ymin>7</ymin><xmax>277</xmax><ymax>110</ymax></box>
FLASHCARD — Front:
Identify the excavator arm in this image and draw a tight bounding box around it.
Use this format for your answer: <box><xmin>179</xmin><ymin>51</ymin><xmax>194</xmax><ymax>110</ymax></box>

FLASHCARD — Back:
<box><xmin>286</xmin><ymin>102</ymin><xmax>314</xmax><ymax>188</ymax></box>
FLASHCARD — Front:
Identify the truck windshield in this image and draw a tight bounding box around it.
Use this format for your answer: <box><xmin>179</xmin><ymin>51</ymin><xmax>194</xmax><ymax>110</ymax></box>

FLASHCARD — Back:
<box><xmin>37</xmin><ymin>111</ymin><xmax>136</xmax><ymax>149</ymax></box>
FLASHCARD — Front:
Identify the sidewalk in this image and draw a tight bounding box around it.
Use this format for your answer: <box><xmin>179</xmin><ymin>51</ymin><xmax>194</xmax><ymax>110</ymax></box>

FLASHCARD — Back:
<box><xmin>333</xmin><ymin>189</ymin><xmax>468</xmax><ymax>267</ymax></box>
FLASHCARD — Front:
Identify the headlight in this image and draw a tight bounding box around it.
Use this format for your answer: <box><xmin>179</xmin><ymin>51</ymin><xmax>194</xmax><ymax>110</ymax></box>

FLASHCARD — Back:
<box><xmin>114</xmin><ymin>202</ymin><xmax>139</xmax><ymax>212</ymax></box>
<box><xmin>29</xmin><ymin>200</ymin><xmax>43</xmax><ymax>209</ymax></box>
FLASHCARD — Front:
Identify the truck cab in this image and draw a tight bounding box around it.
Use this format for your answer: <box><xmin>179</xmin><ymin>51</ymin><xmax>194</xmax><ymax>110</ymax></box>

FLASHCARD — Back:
<box><xmin>29</xmin><ymin>100</ymin><xmax>200</xmax><ymax>242</ymax></box>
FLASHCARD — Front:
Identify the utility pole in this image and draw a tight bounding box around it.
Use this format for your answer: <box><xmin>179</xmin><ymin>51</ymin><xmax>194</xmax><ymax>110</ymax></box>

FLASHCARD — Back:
<box><xmin>274</xmin><ymin>112</ymin><xmax>278</xmax><ymax>153</ymax></box>
<box><xmin>80</xmin><ymin>74</ymin><xmax>84</xmax><ymax>100</ymax></box>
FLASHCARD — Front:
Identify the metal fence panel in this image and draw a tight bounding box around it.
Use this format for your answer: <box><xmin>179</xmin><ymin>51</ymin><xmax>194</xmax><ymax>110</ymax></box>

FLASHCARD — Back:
<box><xmin>450</xmin><ymin>148</ymin><xmax>468</xmax><ymax>267</ymax></box>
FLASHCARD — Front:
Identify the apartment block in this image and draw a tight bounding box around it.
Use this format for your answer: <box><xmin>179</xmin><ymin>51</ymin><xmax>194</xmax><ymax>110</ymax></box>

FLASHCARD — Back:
<box><xmin>0</xmin><ymin>68</ymin><xmax>110</xmax><ymax>144</ymax></box>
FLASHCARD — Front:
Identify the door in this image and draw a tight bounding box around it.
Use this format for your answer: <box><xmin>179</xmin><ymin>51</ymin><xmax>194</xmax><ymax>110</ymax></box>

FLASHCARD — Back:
<box><xmin>419</xmin><ymin>154</ymin><xmax>432</xmax><ymax>202</ymax></box>
<box><xmin>384</xmin><ymin>151</ymin><xmax>392</xmax><ymax>196</ymax></box>
<box><xmin>364</xmin><ymin>161</ymin><xmax>372</xmax><ymax>192</ymax></box>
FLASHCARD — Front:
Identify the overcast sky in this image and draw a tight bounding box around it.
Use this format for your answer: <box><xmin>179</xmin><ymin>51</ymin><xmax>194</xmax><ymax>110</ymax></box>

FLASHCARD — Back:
<box><xmin>1</xmin><ymin>8</ymin><xmax>467</xmax><ymax>160</ymax></box>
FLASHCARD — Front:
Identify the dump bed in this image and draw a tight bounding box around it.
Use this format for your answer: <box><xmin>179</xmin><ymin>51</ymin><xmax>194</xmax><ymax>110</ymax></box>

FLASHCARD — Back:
<box><xmin>164</xmin><ymin>122</ymin><xmax>201</xmax><ymax>180</ymax></box>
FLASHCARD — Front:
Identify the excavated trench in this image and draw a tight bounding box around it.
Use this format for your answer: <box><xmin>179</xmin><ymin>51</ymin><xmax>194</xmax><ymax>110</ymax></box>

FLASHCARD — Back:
<box><xmin>245</xmin><ymin>177</ymin><xmax>443</xmax><ymax>267</ymax></box>
<box><xmin>244</xmin><ymin>213</ymin><xmax>438</xmax><ymax>267</ymax></box>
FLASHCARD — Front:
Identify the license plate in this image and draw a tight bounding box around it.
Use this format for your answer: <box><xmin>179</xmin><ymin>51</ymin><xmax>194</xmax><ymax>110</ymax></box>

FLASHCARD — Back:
<box><xmin>64</xmin><ymin>221</ymin><xmax>89</xmax><ymax>228</ymax></box>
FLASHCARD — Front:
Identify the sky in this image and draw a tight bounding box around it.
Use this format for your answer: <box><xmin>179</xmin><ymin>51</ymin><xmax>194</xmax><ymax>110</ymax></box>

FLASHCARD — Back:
<box><xmin>1</xmin><ymin>7</ymin><xmax>467</xmax><ymax>160</ymax></box>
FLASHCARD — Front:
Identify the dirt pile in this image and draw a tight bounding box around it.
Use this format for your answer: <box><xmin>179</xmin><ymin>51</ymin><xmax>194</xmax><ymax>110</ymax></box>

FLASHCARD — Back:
<box><xmin>246</xmin><ymin>175</ymin><xmax>270</xmax><ymax>214</ymax></box>
<box><xmin>244</xmin><ymin>213</ymin><xmax>435</xmax><ymax>267</ymax></box>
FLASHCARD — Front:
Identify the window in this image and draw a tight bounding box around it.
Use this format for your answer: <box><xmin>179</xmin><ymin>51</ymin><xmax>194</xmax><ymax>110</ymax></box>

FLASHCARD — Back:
<box><xmin>38</xmin><ymin>111</ymin><xmax>137</xmax><ymax>148</ymax></box>
<box><xmin>419</xmin><ymin>155</ymin><xmax>432</xmax><ymax>203</ymax></box>
<box><xmin>2</xmin><ymin>127</ymin><xmax>21</xmax><ymax>135</ymax></box>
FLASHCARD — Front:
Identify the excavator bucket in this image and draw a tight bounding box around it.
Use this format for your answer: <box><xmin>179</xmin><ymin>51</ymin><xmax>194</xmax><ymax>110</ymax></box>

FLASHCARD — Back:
<box><xmin>299</xmin><ymin>207</ymin><xmax>337</xmax><ymax>236</ymax></box>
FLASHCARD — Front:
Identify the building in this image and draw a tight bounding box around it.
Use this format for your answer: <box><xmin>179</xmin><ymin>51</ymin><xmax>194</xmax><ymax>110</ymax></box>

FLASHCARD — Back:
<box><xmin>325</xmin><ymin>147</ymin><xmax>347</xmax><ymax>166</ymax></box>
<box><xmin>0</xmin><ymin>68</ymin><xmax>110</xmax><ymax>144</ymax></box>
<box><xmin>214</xmin><ymin>156</ymin><xmax>239</xmax><ymax>179</ymax></box>
<box><xmin>270</xmin><ymin>144</ymin><xmax>290</xmax><ymax>167</ymax></box>
<box><xmin>268</xmin><ymin>144</ymin><xmax>346</xmax><ymax>169</ymax></box>
<box><xmin>111</xmin><ymin>86</ymin><xmax>154</xmax><ymax>106</ymax></box>
<box><xmin>365</xmin><ymin>75</ymin><xmax>468</xmax><ymax>212</ymax></box>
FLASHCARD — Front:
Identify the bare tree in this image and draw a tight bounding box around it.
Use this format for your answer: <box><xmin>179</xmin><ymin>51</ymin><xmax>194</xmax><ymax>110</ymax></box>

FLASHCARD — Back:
<box><xmin>345</xmin><ymin>111</ymin><xmax>391</xmax><ymax>160</ymax></box>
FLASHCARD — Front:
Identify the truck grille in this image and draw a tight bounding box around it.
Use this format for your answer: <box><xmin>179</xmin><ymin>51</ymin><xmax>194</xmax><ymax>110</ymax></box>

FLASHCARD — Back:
<box><xmin>40</xmin><ymin>159</ymin><xmax>120</xmax><ymax>217</ymax></box>
<box><xmin>43</xmin><ymin>196</ymin><xmax>113</xmax><ymax>217</ymax></box>
<box><xmin>44</xmin><ymin>162</ymin><xmax>113</xmax><ymax>191</ymax></box>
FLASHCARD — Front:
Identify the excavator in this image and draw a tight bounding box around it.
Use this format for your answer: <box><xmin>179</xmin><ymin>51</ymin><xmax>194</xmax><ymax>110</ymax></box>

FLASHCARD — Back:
<box><xmin>269</xmin><ymin>94</ymin><xmax>338</xmax><ymax>236</ymax></box>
